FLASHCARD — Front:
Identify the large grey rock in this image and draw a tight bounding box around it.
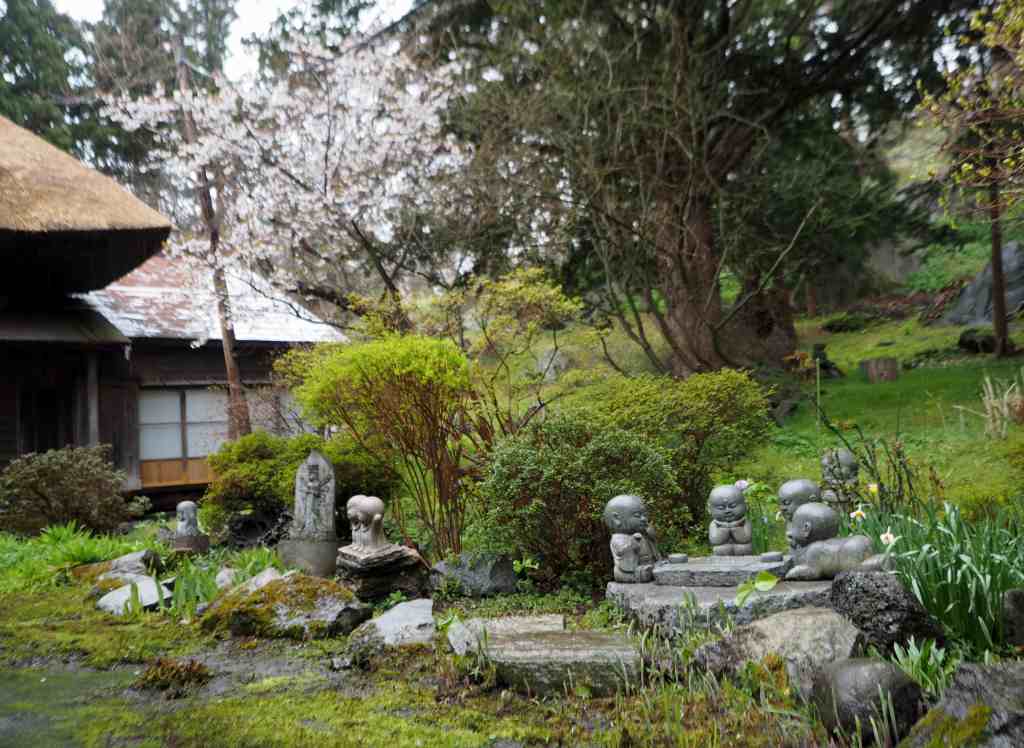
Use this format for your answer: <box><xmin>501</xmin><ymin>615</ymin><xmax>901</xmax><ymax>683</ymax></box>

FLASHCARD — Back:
<box><xmin>201</xmin><ymin>573</ymin><xmax>370</xmax><ymax>639</ymax></box>
<box><xmin>537</xmin><ymin>348</ymin><xmax>571</xmax><ymax>383</ymax></box>
<box><xmin>812</xmin><ymin>658</ymin><xmax>923</xmax><ymax>743</ymax></box>
<box><xmin>942</xmin><ymin>240</ymin><xmax>1024</xmax><ymax>325</ymax></box>
<box><xmin>74</xmin><ymin>548</ymin><xmax>163</xmax><ymax>590</ymax></box>
<box><xmin>653</xmin><ymin>555</ymin><xmax>792</xmax><ymax>588</ymax></box>
<box><xmin>693</xmin><ymin>607</ymin><xmax>861</xmax><ymax>699</ymax></box>
<box><xmin>903</xmin><ymin>662</ymin><xmax>1024</xmax><ymax>748</ymax></box>
<box><xmin>215</xmin><ymin>567</ymin><xmax>239</xmax><ymax>590</ymax></box>
<box><xmin>336</xmin><ymin>543</ymin><xmax>429</xmax><ymax>601</ymax></box>
<box><xmin>97</xmin><ymin>578</ymin><xmax>172</xmax><ymax>615</ymax></box>
<box><xmin>830</xmin><ymin>571</ymin><xmax>945</xmax><ymax>654</ymax></box>
<box><xmin>431</xmin><ymin>553</ymin><xmax>517</xmax><ymax>597</ymax></box>
<box><xmin>447</xmin><ymin>615</ymin><xmax>565</xmax><ymax>657</ymax></box>
<box><xmin>355</xmin><ymin>599</ymin><xmax>435</xmax><ymax>647</ymax></box>
<box><xmin>606</xmin><ymin>581</ymin><xmax>832</xmax><ymax>637</ymax></box>
<box><xmin>1003</xmin><ymin>589</ymin><xmax>1024</xmax><ymax>647</ymax></box>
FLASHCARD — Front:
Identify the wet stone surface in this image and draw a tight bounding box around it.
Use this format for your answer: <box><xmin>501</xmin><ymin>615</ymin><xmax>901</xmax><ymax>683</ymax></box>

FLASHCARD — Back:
<box><xmin>652</xmin><ymin>555</ymin><xmax>793</xmax><ymax>588</ymax></box>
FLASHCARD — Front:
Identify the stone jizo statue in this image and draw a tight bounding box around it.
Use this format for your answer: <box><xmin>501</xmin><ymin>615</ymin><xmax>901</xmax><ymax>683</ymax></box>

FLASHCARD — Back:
<box><xmin>821</xmin><ymin>448</ymin><xmax>860</xmax><ymax>509</ymax></box>
<box><xmin>346</xmin><ymin>494</ymin><xmax>387</xmax><ymax>552</ymax></box>
<box><xmin>707</xmin><ymin>485</ymin><xmax>753</xmax><ymax>556</ymax></box>
<box><xmin>603</xmin><ymin>494</ymin><xmax>662</xmax><ymax>583</ymax></box>
<box><xmin>278</xmin><ymin>451</ymin><xmax>339</xmax><ymax>577</ymax></box>
<box><xmin>785</xmin><ymin>502</ymin><xmax>886</xmax><ymax>581</ymax></box>
<box><xmin>778</xmin><ymin>479</ymin><xmax>821</xmax><ymax>522</ymax></box>
<box><xmin>173</xmin><ymin>500</ymin><xmax>209</xmax><ymax>553</ymax></box>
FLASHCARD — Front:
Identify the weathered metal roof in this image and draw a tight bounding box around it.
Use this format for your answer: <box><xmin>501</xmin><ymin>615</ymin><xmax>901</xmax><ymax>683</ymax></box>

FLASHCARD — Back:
<box><xmin>82</xmin><ymin>253</ymin><xmax>345</xmax><ymax>345</ymax></box>
<box><xmin>0</xmin><ymin>305</ymin><xmax>130</xmax><ymax>345</ymax></box>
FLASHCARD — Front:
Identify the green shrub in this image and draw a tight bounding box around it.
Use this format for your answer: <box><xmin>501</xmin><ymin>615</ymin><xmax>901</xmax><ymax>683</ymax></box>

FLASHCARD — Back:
<box><xmin>202</xmin><ymin>431</ymin><xmax>395</xmax><ymax>537</ymax></box>
<box><xmin>292</xmin><ymin>335</ymin><xmax>475</xmax><ymax>558</ymax></box>
<box><xmin>478</xmin><ymin>413</ymin><xmax>682</xmax><ymax>590</ymax></box>
<box><xmin>0</xmin><ymin>445</ymin><xmax>133</xmax><ymax>534</ymax></box>
<box><xmin>560</xmin><ymin>370</ymin><xmax>771</xmax><ymax>533</ymax></box>
<box><xmin>822</xmin><ymin>311</ymin><xmax>878</xmax><ymax>333</ymax></box>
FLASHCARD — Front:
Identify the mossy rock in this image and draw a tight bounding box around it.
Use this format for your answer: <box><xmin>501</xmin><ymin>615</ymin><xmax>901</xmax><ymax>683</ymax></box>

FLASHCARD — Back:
<box><xmin>200</xmin><ymin>574</ymin><xmax>369</xmax><ymax>640</ymax></box>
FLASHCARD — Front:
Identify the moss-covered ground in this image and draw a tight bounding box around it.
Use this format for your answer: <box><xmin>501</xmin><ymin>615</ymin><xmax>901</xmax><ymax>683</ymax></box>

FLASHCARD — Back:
<box><xmin>0</xmin><ymin>572</ymin><xmax>831</xmax><ymax>748</ymax></box>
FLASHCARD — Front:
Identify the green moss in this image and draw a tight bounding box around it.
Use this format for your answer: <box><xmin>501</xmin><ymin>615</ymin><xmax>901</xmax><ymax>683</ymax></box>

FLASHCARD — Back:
<box><xmin>201</xmin><ymin>575</ymin><xmax>357</xmax><ymax>640</ymax></box>
<box><xmin>0</xmin><ymin>586</ymin><xmax>209</xmax><ymax>667</ymax></box>
<box><xmin>898</xmin><ymin>703</ymin><xmax>992</xmax><ymax>747</ymax></box>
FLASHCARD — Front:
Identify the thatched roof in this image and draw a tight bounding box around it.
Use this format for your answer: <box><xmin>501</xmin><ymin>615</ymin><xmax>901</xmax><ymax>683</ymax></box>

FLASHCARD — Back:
<box><xmin>0</xmin><ymin>115</ymin><xmax>170</xmax><ymax>233</ymax></box>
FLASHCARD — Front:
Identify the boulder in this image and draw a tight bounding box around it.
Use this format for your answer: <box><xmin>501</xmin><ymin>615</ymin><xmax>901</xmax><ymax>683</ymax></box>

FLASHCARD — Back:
<box><xmin>902</xmin><ymin>662</ymin><xmax>1024</xmax><ymax>748</ymax></box>
<box><xmin>97</xmin><ymin>578</ymin><xmax>172</xmax><ymax>615</ymax></box>
<box><xmin>431</xmin><ymin>553</ymin><xmax>517</xmax><ymax>597</ymax></box>
<box><xmin>958</xmin><ymin>328</ymin><xmax>998</xmax><ymax>354</ymax></box>
<box><xmin>72</xmin><ymin>549</ymin><xmax>162</xmax><ymax>586</ymax></box>
<box><xmin>812</xmin><ymin>658</ymin><xmax>923</xmax><ymax>743</ymax></box>
<box><xmin>201</xmin><ymin>573</ymin><xmax>370</xmax><ymax>639</ymax></box>
<box><xmin>1003</xmin><ymin>589</ymin><xmax>1024</xmax><ymax>647</ymax></box>
<box><xmin>942</xmin><ymin>240</ymin><xmax>1024</xmax><ymax>326</ymax></box>
<box><xmin>830</xmin><ymin>571</ymin><xmax>945</xmax><ymax>654</ymax></box>
<box><xmin>693</xmin><ymin>607</ymin><xmax>860</xmax><ymax>699</ymax></box>
<box><xmin>215</xmin><ymin>567</ymin><xmax>239</xmax><ymax>590</ymax></box>
<box><xmin>336</xmin><ymin>544</ymin><xmax>430</xmax><ymax>601</ymax></box>
<box><xmin>347</xmin><ymin>599</ymin><xmax>435</xmax><ymax>665</ymax></box>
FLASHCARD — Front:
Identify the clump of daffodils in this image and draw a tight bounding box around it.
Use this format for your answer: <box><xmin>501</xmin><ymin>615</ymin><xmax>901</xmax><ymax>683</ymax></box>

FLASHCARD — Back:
<box><xmin>850</xmin><ymin>504</ymin><xmax>867</xmax><ymax>522</ymax></box>
<box><xmin>880</xmin><ymin>527</ymin><xmax>898</xmax><ymax>547</ymax></box>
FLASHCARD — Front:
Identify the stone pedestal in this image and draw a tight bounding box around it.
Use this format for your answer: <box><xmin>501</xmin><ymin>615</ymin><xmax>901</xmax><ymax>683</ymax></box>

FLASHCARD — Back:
<box><xmin>336</xmin><ymin>543</ymin><xmax>429</xmax><ymax>601</ymax></box>
<box><xmin>278</xmin><ymin>539</ymin><xmax>339</xmax><ymax>578</ymax></box>
<box><xmin>173</xmin><ymin>535</ymin><xmax>210</xmax><ymax>554</ymax></box>
<box><xmin>652</xmin><ymin>554</ymin><xmax>792</xmax><ymax>588</ymax></box>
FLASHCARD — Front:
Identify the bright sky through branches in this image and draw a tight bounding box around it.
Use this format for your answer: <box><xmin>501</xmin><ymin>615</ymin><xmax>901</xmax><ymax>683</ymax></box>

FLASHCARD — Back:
<box><xmin>55</xmin><ymin>0</ymin><xmax>412</xmax><ymax>80</ymax></box>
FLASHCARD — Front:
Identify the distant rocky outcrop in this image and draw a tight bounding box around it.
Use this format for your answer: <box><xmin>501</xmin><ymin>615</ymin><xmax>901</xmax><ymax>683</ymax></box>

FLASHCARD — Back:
<box><xmin>942</xmin><ymin>241</ymin><xmax>1024</xmax><ymax>326</ymax></box>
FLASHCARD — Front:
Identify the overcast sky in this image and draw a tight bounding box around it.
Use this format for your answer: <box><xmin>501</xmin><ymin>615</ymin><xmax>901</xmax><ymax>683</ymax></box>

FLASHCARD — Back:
<box><xmin>55</xmin><ymin>0</ymin><xmax>412</xmax><ymax>79</ymax></box>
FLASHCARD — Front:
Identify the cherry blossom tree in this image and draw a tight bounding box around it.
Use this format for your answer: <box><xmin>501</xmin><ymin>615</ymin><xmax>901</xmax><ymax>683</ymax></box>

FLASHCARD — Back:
<box><xmin>104</xmin><ymin>12</ymin><xmax>465</xmax><ymax>336</ymax></box>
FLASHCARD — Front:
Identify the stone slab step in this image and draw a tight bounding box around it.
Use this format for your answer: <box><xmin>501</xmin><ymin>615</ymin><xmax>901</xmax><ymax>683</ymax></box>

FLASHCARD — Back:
<box><xmin>607</xmin><ymin>580</ymin><xmax>832</xmax><ymax>636</ymax></box>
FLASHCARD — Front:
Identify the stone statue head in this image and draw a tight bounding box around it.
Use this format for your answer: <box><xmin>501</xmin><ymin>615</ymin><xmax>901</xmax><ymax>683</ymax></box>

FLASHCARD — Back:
<box><xmin>778</xmin><ymin>479</ymin><xmax>821</xmax><ymax>522</ymax></box>
<box><xmin>176</xmin><ymin>500</ymin><xmax>199</xmax><ymax>536</ymax></box>
<box><xmin>603</xmin><ymin>494</ymin><xmax>650</xmax><ymax>535</ymax></box>
<box><xmin>708</xmin><ymin>485</ymin><xmax>747</xmax><ymax>524</ymax></box>
<box><xmin>347</xmin><ymin>494</ymin><xmax>385</xmax><ymax>529</ymax></box>
<box><xmin>822</xmin><ymin>448</ymin><xmax>859</xmax><ymax>483</ymax></box>
<box><xmin>786</xmin><ymin>502</ymin><xmax>840</xmax><ymax>548</ymax></box>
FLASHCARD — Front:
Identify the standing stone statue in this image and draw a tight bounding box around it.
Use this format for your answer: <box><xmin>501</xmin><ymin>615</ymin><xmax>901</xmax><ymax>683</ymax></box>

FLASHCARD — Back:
<box><xmin>821</xmin><ymin>448</ymin><xmax>859</xmax><ymax>510</ymax></box>
<box><xmin>336</xmin><ymin>495</ymin><xmax>428</xmax><ymax>600</ymax></box>
<box><xmin>278</xmin><ymin>451</ymin><xmax>339</xmax><ymax>577</ymax></box>
<box><xmin>173</xmin><ymin>500</ymin><xmax>209</xmax><ymax>554</ymax></box>
<box><xmin>603</xmin><ymin>494</ymin><xmax>662</xmax><ymax>583</ymax></box>
<box><xmin>785</xmin><ymin>502</ymin><xmax>887</xmax><ymax>581</ymax></box>
<box><xmin>708</xmin><ymin>485</ymin><xmax>753</xmax><ymax>556</ymax></box>
<box><xmin>778</xmin><ymin>479</ymin><xmax>821</xmax><ymax>550</ymax></box>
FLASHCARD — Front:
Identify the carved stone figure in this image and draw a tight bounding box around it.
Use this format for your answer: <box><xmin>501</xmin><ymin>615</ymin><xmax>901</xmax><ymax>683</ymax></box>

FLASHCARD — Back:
<box><xmin>707</xmin><ymin>485</ymin><xmax>753</xmax><ymax>556</ymax></box>
<box><xmin>603</xmin><ymin>494</ymin><xmax>662</xmax><ymax>583</ymax></box>
<box><xmin>173</xmin><ymin>500</ymin><xmax>209</xmax><ymax>553</ymax></box>
<box><xmin>785</xmin><ymin>502</ymin><xmax>886</xmax><ymax>581</ymax></box>
<box><xmin>778</xmin><ymin>479</ymin><xmax>821</xmax><ymax>551</ymax></box>
<box><xmin>278</xmin><ymin>451</ymin><xmax>339</xmax><ymax>577</ymax></box>
<box><xmin>346</xmin><ymin>495</ymin><xmax>387</xmax><ymax>552</ymax></box>
<box><xmin>821</xmin><ymin>448</ymin><xmax>859</xmax><ymax>509</ymax></box>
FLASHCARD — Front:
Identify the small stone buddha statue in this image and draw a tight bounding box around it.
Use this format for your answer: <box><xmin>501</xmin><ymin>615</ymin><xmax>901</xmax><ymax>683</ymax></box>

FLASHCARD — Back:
<box><xmin>821</xmin><ymin>447</ymin><xmax>860</xmax><ymax>509</ymax></box>
<box><xmin>707</xmin><ymin>485</ymin><xmax>754</xmax><ymax>556</ymax></box>
<box><xmin>346</xmin><ymin>494</ymin><xmax>387</xmax><ymax>552</ymax></box>
<box><xmin>784</xmin><ymin>502</ymin><xmax>887</xmax><ymax>581</ymax></box>
<box><xmin>603</xmin><ymin>494</ymin><xmax>662</xmax><ymax>583</ymax></box>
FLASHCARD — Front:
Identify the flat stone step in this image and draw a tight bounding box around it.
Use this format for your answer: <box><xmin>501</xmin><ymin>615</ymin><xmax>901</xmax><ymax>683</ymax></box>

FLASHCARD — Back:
<box><xmin>653</xmin><ymin>554</ymin><xmax>792</xmax><ymax>588</ymax></box>
<box><xmin>446</xmin><ymin>615</ymin><xmax>639</xmax><ymax>696</ymax></box>
<box><xmin>607</xmin><ymin>580</ymin><xmax>832</xmax><ymax>636</ymax></box>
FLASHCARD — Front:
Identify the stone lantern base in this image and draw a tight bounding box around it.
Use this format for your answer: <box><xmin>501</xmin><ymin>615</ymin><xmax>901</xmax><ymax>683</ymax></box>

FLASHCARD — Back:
<box><xmin>278</xmin><ymin>538</ymin><xmax>339</xmax><ymax>577</ymax></box>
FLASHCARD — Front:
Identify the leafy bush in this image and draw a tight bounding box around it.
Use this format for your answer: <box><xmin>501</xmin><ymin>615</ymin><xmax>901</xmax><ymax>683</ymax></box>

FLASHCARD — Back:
<box><xmin>822</xmin><ymin>311</ymin><xmax>878</xmax><ymax>333</ymax></box>
<box><xmin>479</xmin><ymin>413</ymin><xmax>681</xmax><ymax>590</ymax></box>
<box><xmin>561</xmin><ymin>370</ymin><xmax>771</xmax><ymax>534</ymax></box>
<box><xmin>202</xmin><ymin>431</ymin><xmax>396</xmax><ymax>539</ymax></box>
<box><xmin>0</xmin><ymin>445</ymin><xmax>134</xmax><ymax>534</ymax></box>
<box><xmin>292</xmin><ymin>335</ymin><xmax>475</xmax><ymax>558</ymax></box>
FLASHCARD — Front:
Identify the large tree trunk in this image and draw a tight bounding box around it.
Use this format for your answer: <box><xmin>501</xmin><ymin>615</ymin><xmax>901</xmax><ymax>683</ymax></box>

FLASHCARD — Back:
<box><xmin>654</xmin><ymin>195</ymin><xmax>797</xmax><ymax>376</ymax></box>
<box><xmin>990</xmin><ymin>180</ymin><xmax>1011</xmax><ymax>357</ymax></box>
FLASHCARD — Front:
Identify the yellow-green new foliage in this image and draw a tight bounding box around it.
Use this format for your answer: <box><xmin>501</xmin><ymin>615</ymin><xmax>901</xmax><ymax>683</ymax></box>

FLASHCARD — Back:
<box><xmin>294</xmin><ymin>335</ymin><xmax>475</xmax><ymax>558</ymax></box>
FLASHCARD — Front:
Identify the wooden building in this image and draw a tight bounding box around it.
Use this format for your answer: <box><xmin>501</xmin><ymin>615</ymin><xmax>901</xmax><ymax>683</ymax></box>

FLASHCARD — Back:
<box><xmin>0</xmin><ymin>116</ymin><xmax>342</xmax><ymax>493</ymax></box>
